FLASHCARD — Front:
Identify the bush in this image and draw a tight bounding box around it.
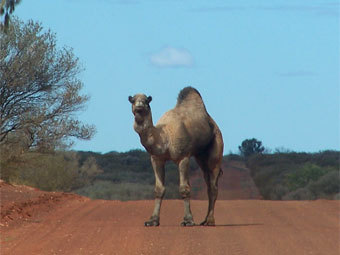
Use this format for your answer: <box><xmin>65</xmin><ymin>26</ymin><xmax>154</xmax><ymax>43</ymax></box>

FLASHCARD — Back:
<box><xmin>269</xmin><ymin>184</ymin><xmax>290</xmax><ymax>200</ymax></box>
<box><xmin>247</xmin><ymin>151</ymin><xmax>340</xmax><ymax>200</ymax></box>
<box><xmin>2</xmin><ymin>151</ymin><xmax>101</xmax><ymax>191</ymax></box>
<box><xmin>252</xmin><ymin>166</ymin><xmax>287</xmax><ymax>199</ymax></box>
<box><xmin>283</xmin><ymin>188</ymin><xmax>316</xmax><ymax>200</ymax></box>
<box><xmin>334</xmin><ymin>193</ymin><xmax>340</xmax><ymax>200</ymax></box>
<box><xmin>286</xmin><ymin>163</ymin><xmax>329</xmax><ymax>191</ymax></box>
<box><xmin>308</xmin><ymin>171</ymin><xmax>340</xmax><ymax>196</ymax></box>
<box><xmin>311</xmin><ymin>150</ymin><xmax>340</xmax><ymax>167</ymax></box>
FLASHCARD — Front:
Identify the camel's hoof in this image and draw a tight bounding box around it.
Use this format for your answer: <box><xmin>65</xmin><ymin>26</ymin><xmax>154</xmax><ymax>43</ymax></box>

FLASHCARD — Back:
<box><xmin>144</xmin><ymin>218</ymin><xmax>160</xmax><ymax>227</ymax></box>
<box><xmin>200</xmin><ymin>220</ymin><xmax>215</xmax><ymax>226</ymax></box>
<box><xmin>181</xmin><ymin>218</ymin><xmax>195</xmax><ymax>227</ymax></box>
<box><xmin>181</xmin><ymin>221</ymin><xmax>195</xmax><ymax>227</ymax></box>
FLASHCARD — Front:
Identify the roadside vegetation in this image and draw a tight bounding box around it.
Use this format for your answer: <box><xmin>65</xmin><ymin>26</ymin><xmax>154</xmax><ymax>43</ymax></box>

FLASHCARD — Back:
<box><xmin>2</xmin><ymin>147</ymin><xmax>338</xmax><ymax>201</ymax></box>
<box><xmin>0</xmin><ymin>18</ymin><xmax>96</xmax><ymax>191</ymax></box>
<box><xmin>246</xmin><ymin>150</ymin><xmax>339</xmax><ymax>200</ymax></box>
<box><xmin>75</xmin><ymin>150</ymin><xmax>199</xmax><ymax>200</ymax></box>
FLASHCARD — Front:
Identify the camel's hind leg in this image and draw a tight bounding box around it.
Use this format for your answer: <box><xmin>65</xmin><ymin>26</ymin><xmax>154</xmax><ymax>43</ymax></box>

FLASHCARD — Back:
<box><xmin>195</xmin><ymin>131</ymin><xmax>223</xmax><ymax>226</ymax></box>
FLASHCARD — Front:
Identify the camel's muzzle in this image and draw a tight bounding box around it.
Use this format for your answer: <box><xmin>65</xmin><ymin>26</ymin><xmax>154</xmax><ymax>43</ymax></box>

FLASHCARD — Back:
<box><xmin>134</xmin><ymin>106</ymin><xmax>147</xmax><ymax>115</ymax></box>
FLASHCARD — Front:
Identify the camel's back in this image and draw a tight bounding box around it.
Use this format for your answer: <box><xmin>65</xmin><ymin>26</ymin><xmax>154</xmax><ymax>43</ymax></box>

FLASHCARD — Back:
<box><xmin>156</xmin><ymin>87</ymin><xmax>216</xmax><ymax>155</ymax></box>
<box><xmin>178</xmin><ymin>86</ymin><xmax>213</xmax><ymax>133</ymax></box>
<box><xmin>158</xmin><ymin>87</ymin><xmax>209</xmax><ymax>125</ymax></box>
<box><xmin>176</xmin><ymin>87</ymin><xmax>207</xmax><ymax>113</ymax></box>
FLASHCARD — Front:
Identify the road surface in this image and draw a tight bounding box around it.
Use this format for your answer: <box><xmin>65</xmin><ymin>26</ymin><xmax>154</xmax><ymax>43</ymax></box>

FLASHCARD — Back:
<box><xmin>1</xmin><ymin>193</ymin><xmax>339</xmax><ymax>255</ymax></box>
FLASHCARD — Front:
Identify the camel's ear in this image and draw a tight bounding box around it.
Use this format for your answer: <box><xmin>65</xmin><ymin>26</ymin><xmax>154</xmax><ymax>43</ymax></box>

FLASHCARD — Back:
<box><xmin>147</xmin><ymin>96</ymin><xmax>152</xmax><ymax>104</ymax></box>
<box><xmin>128</xmin><ymin>96</ymin><xmax>135</xmax><ymax>103</ymax></box>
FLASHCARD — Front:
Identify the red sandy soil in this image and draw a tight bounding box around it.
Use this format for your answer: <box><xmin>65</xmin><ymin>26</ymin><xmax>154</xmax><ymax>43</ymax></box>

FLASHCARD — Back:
<box><xmin>1</xmin><ymin>179</ymin><xmax>339</xmax><ymax>255</ymax></box>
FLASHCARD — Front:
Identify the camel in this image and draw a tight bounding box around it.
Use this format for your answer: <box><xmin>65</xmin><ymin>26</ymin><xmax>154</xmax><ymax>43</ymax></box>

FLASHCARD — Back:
<box><xmin>128</xmin><ymin>87</ymin><xmax>223</xmax><ymax>226</ymax></box>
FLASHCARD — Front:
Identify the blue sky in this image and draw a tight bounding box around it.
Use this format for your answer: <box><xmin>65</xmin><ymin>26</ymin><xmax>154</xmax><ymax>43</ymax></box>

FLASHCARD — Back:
<box><xmin>16</xmin><ymin>0</ymin><xmax>339</xmax><ymax>153</ymax></box>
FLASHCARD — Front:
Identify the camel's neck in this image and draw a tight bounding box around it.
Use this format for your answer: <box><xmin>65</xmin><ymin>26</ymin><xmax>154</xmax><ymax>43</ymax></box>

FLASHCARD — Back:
<box><xmin>134</xmin><ymin>111</ymin><xmax>157</xmax><ymax>151</ymax></box>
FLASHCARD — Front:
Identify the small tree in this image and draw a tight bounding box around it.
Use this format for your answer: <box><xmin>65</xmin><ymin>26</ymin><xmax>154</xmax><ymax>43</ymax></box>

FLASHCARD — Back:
<box><xmin>239</xmin><ymin>138</ymin><xmax>265</xmax><ymax>158</ymax></box>
<box><xmin>0</xmin><ymin>18</ymin><xmax>95</xmax><ymax>160</ymax></box>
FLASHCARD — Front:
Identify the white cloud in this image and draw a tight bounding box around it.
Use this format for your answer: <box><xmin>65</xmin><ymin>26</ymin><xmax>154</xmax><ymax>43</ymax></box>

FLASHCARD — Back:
<box><xmin>149</xmin><ymin>47</ymin><xmax>194</xmax><ymax>68</ymax></box>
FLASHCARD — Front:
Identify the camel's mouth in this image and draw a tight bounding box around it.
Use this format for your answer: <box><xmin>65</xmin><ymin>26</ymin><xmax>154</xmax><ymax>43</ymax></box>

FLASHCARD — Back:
<box><xmin>134</xmin><ymin>106</ymin><xmax>147</xmax><ymax>114</ymax></box>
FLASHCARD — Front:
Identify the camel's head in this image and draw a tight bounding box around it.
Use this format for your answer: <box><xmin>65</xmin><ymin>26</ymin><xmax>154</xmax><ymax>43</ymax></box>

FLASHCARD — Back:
<box><xmin>128</xmin><ymin>94</ymin><xmax>152</xmax><ymax>116</ymax></box>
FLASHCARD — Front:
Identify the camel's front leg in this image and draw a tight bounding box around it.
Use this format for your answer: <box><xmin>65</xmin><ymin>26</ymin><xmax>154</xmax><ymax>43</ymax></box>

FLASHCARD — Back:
<box><xmin>145</xmin><ymin>156</ymin><xmax>165</xmax><ymax>227</ymax></box>
<box><xmin>178</xmin><ymin>157</ymin><xmax>195</xmax><ymax>226</ymax></box>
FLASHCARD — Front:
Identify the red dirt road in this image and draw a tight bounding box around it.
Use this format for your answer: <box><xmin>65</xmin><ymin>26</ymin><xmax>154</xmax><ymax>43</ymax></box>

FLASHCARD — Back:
<box><xmin>1</xmin><ymin>192</ymin><xmax>339</xmax><ymax>255</ymax></box>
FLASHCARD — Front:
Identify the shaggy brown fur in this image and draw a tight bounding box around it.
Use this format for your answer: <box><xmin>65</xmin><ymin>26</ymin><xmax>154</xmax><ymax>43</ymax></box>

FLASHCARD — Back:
<box><xmin>129</xmin><ymin>87</ymin><xmax>223</xmax><ymax>226</ymax></box>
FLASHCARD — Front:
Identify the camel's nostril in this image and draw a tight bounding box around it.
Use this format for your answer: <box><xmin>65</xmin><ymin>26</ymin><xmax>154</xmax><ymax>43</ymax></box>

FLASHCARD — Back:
<box><xmin>136</xmin><ymin>101</ymin><xmax>143</xmax><ymax>107</ymax></box>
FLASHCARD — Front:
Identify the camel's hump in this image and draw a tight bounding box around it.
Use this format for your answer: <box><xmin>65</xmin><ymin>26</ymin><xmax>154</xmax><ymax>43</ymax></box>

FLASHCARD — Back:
<box><xmin>176</xmin><ymin>87</ymin><xmax>203</xmax><ymax>105</ymax></box>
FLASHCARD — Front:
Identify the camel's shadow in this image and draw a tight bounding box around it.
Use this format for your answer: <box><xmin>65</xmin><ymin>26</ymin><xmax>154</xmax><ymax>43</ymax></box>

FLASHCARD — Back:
<box><xmin>158</xmin><ymin>223</ymin><xmax>264</xmax><ymax>228</ymax></box>
<box><xmin>211</xmin><ymin>223</ymin><xmax>264</xmax><ymax>227</ymax></box>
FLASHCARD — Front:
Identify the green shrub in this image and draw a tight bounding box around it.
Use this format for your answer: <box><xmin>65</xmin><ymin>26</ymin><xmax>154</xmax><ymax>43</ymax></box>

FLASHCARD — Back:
<box><xmin>308</xmin><ymin>171</ymin><xmax>340</xmax><ymax>196</ymax></box>
<box><xmin>286</xmin><ymin>163</ymin><xmax>329</xmax><ymax>191</ymax></box>
<box><xmin>3</xmin><ymin>151</ymin><xmax>101</xmax><ymax>192</ymax></box>
<box><xmin>247</xmin><ymin>151</ymin><xmax>340</xmax><ymax>200</ymax></box>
